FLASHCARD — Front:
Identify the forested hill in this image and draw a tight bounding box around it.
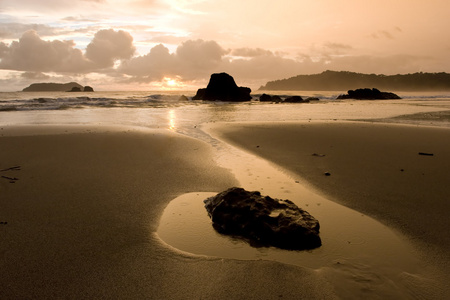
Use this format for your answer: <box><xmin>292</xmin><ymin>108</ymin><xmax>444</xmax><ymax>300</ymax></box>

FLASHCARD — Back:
<box><xmin>259</xmin><ymin>71</ymin><xmax>450</xmax><ymax>91</ymax></box>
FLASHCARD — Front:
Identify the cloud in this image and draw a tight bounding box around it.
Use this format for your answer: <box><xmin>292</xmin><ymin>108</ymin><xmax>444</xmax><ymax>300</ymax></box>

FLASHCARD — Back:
<box><xmin>85</xmin><ymin>29</ymin><xmax>136</xmax><ymax>68</ymax></box>
<box><xmin>0</xmin><ymin>23</ymin><xmax>57</xmax><ymax>39</ymax></box>
<box><xmin>0</xmin><ymin>29</ymin><xmax>136</xmax><ymax>73</ymax></box>
<box><xmin>120</xmin><ymin>44</ymin><xmax>177</xmax><ymax>80</ymax></box>
<box><xmin>0</xmin><ymin>29</ymin><xmax>445</xmax><ymax>91</ymax></box>
<box><xmin>231</xmin><ymin>48</ymin><xmax>273</xmax><ymax>57</ymax></box>
<box><xmin>120</xmin><ymin>39</ymin><xmax>227</xmax><ymax>81</ymax></box>
<box><xmin>0</xmin><ymin>30</ymin><xmax>92</xmax><ymax>72</ymax></box>
<box><xmin>0</xmin><ymin>42</ymin><xmax>8</xmax><ymax>57</ymax></box>
<box><xmin>176</xmin><ymin>39</ymin><xmax>227</xmax><ymax>69</ymax></box>
<box><xmin>369</xmin><ymin>28</ymin><xmax>402</xmax><ymax>40</ymax></box>
<box><xmin>20</xmin><ymin>71</ymin><xmax>51</xmax><ymax>80</ymax></box>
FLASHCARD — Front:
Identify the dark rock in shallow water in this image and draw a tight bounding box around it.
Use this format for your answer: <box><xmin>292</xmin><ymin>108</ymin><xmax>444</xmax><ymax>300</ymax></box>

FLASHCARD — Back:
<box><xmin>259</xmin><ymin>93</ymin><xmax>282</xmax><ymax>102</ymax></box>
<box><xmin>259</xmin><ymin>93</ymin><xmax>273</xmax><ymax>102</ymax></box>
<box><xmin>204</xmin><ymin>187</ymin><xmax>321</xmax><ymax>250</ymax></box>
<box><xmin>337</xmin><ymin>88</ymin><xmax>401</xmax><ymax>100</ymax></box>
<box><xmin>193</xmin><ymin>73</ymin><xmax>252</xmax><ymax>101</ymax></box>
<box><xmin>284</xmin><ymin>95</ymin><xmax>308</xmax><ymax>103</ymax></box>
<box><xmin>271</xmin><ymin>95</ymin><xmax>282</xmax><ymax>102</ymax></box>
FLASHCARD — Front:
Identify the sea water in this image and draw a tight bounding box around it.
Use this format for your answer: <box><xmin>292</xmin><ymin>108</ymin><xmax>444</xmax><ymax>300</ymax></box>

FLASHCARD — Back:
<box><xmin>1</xmin><ymin>90</ymin><xmax>450</xmax><ymax>130</ymax></box>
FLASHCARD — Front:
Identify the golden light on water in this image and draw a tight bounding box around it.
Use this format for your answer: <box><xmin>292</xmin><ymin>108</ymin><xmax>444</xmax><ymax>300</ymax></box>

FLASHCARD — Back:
<box><xmin>168</xmin><ymin>109</ymin><xmax>176</xmax><ymax>131</ymax></box>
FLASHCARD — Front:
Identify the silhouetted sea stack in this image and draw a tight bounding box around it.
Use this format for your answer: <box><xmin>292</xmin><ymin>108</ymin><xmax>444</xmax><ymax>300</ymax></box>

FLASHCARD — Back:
<box><xmin>193</xmin><ymin>73</ymin><xmax>252</xmax><ymax>101</ymax></box>
<box><xmin>204</xmin><ymin>187</ymin><xmax>321</xmax><ymax>250</ymax></box>
<box><xmin>83</xmin><ymin>86</ymin><xmax>94</xmax><ymax>92</ymax></box>
<box><xmin>337</xmin><ymin>88</ymin><xmax>401</xmax><ymax>100</ymax></box>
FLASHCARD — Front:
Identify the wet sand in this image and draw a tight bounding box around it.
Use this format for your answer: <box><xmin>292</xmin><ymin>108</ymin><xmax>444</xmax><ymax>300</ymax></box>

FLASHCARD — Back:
<box><xmin>0</xmin><ymin>125</ymin><xmax>337</xmax><ymax>299</ymax></box>
<box><xmin>209</xmin><ymin>121</ymin><xmax>450</xmax><ymax>274</ymax></box>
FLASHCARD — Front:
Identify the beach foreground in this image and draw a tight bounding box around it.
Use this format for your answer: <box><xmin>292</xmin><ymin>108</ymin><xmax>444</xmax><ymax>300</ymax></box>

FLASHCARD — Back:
<box><xmin>1</xmin><ymin>122</ymin><xmax>450</xmax><ymax>299</ymax></box>
<box><xmin>209</xmin><ymin>121</ymin><xmax>450</xmax><ymax>277</ymax></box>
<box><xmin>0</xmin><ymin>125</ymin><xmax>338</xmax><ymax>299</ymax></box>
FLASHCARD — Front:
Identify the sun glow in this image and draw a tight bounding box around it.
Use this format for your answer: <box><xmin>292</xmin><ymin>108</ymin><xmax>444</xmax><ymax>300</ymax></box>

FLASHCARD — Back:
<box><xmin>162</xmin><ymin>77</ymin><xmax>185</xmax><ymax>90</ymax></box>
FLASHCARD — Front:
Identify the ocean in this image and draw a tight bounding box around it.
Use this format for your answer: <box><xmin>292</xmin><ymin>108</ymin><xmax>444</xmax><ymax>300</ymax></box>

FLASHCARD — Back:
<box><xmin>2</xmin><ymin>90</ymin><xmax>450</xmax><ymax>138</ymax></box>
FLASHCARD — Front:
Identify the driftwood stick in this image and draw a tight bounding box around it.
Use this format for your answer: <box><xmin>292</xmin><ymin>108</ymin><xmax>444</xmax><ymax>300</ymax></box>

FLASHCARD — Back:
<box><xmin>418</xmin><ymin>152</ymin><xmax>434</xmax><ymax>156</ymax></box>
<box><xmin>0</xmin><ymin>166</ymin><xmax>21</xmax><ymax>172</ymax></box>
<box><xmin>1</xmin><ymin>175</ymin><xmax>18</xmax><ymax>181</ymax></box>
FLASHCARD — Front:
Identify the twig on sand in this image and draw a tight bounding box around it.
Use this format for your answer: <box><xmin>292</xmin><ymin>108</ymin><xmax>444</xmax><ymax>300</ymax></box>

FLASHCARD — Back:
<box><xmin>1</xmin><ymin>175</ymin><xmax>18</xmax><ymax>181</ymax></box>
<box><xmin>418</xmin><ymin>152</ymin><xmax>434</xmax><ymax>156</ymax></box>
<box><xmin>0</xmin><ymin>166</ymin><xmax>21</xmax><ymax>172</ymax></box>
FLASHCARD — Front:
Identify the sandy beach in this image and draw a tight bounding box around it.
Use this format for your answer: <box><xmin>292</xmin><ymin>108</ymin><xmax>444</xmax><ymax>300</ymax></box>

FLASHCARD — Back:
<box><xmin>0</xmin><ymin>125</ymin><xmax>340</xmax><ymax>299</ymax></box>
<box><xmin>1</xmin><ymin>121</ymin><xmax>450</xmax><ymax>299</ymax></box>
<box><xmin>209</xmin><ymin>121</ymin><xmax>450</xmax><ymax>279</ymax></box>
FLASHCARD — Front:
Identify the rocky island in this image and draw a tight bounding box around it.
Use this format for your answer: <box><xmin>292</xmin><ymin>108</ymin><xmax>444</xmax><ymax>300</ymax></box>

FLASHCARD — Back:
<box><xmin>193</xmin><ymin>73</ymin><xmax>252</xmax><ymax>101</ymax></box>
<box><xmin>259</xmin><ymin>70</ymin><xmax>450</xmax><ymax>91</ymax></box>
<box><xmin>23</xmin><ymin>82</ymin><xmax>94</xmax><ymax>92</ymax></box>
<box><xmin>204</xmin><ymin>187</ymin><xmax>321</xmax><ymax>250</ymax></box>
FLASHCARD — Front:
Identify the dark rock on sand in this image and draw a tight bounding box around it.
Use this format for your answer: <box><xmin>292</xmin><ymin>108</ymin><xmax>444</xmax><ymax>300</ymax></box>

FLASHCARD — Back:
<box><xmin>204</xmin><ymin>187</ymin><xmax>321</xmax><ymax>250</ymax></box>
<box><xmin>193</xmin><ymin>73</ymin><xmax>252</xmax><ymax>101</ymax></box>
<box><xmin>337</xmin><ymin>88</ymin><xmax>401</xmax><ymax>100</ymax></box>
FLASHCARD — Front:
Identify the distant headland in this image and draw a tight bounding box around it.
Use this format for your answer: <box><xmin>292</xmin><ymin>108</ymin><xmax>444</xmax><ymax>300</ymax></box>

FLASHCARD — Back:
<box><xmin>259</xmin><ymin>70</ymin><xmax>450</xmax><ymax>91</ymax></box>
<box><xmin>23</xmin><ymin>82</ymin><xmax>94</xmax><ymax>92</ymax></box>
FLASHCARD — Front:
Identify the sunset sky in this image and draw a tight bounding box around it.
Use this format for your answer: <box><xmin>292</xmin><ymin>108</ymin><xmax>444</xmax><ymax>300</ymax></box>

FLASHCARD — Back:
<box><xmin>1</xmin><ymin>0</ymin><xmax>449</xmax><ymax>91</ymax></box>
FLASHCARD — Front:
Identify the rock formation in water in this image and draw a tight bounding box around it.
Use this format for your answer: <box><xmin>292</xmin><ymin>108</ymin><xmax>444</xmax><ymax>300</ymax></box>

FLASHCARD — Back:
<box><xmin>337</xmin><ymin>88</ymin><xmax>401</xmax><ymax>100</ymax></box>
<box><xmin>284</xmin><ymin>95</ymin><xmax>309</xmax><ymax>103</ymax></box>
<box><xmin>259</xmin><ymin>94</ymin><xmax>282</xmax><ymax>102</ymax></box>
<box><xmin>259</xmin><ymin>93</ymin><xmax>273</xmax><ymax>102</ymax></box>
<box><xmin>83</xmin><ymin>86</ymin><xmax>94</xmax><ymax>92</ymax></box>
<box><xmin>193</xmin><ymin>73</ymin><xmax>252</xmax><ymax>101</ymax></box>
<box><xmin>23</xmin><ymin>82</ymin><xmax>84</xmax><ymax>92</ymax></box>
<box><xmin>204</xmin><ymin>187</ymin><xmax>321</xmax><ymax>250</ymax></box>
